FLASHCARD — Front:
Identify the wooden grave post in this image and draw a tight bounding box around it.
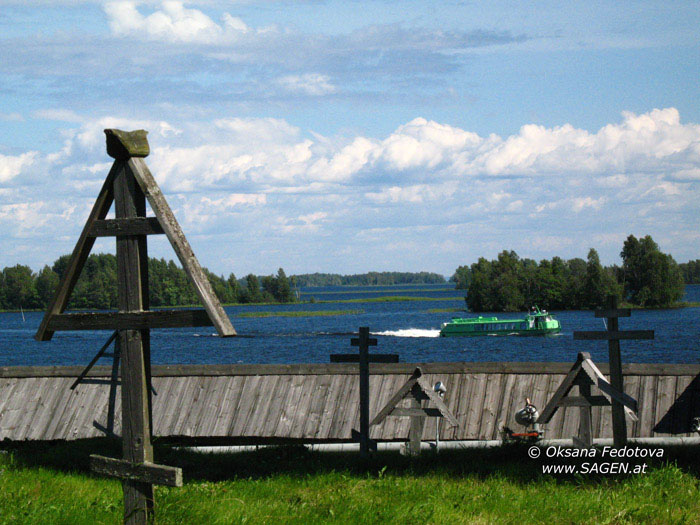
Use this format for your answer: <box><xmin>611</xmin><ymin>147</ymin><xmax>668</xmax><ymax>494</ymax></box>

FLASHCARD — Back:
<box><xmin>371</xmin><ymin>367</ymin><xmax>458</xmax><ymax>456</ymax></box>
<box><xmin>573</xmin><ymin>295</ymin><xmax>653</xmax><ymax>446</ymax></box>
<box><xmin>35</xmin><ymin>129</ymin><xmax>236</xmax><ymax>524</ymax></box>
<box><xmin>330</xmin><ymin>326</ymin><xmax>398</xmax><ymax>454</ymax></box>
<box><xmin>538</xmin><ymin>352</ymin><xmax>638</xmax><ymax>447</ymax></box>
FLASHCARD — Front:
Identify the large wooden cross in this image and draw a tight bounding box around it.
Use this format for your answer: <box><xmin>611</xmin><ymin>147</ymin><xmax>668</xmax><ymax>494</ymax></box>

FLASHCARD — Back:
<box><xmin>35</xmin><ymin>129</ymin><xmax>235</xmax><ymax>524</ymax></box>
<box><xmin>573</xmin><ymin>295</ymin><xmax>653</xmax><ymax>446</ymax></box>
<box><xmin>330</xmin><ymin>327</ymin><xmax>398</xmax><ymax>454</ymax></box>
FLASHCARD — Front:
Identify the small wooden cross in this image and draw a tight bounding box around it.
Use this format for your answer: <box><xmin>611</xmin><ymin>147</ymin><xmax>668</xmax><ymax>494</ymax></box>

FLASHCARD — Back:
<box><xmin>574</xmin><ymin>295</ymin><xmax>654</xmax><ymax>446</ymax></box>
<box><xmin>330</xmin><ymin>327</ymin><xmax>398</xmax><ymax>454</ymax></box>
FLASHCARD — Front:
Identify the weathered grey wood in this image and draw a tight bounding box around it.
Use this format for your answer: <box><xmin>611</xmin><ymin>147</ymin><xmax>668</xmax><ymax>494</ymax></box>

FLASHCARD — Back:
<box><xmin>606</xmin><ymin>296</ymin><xmax>627</xmax><ymax>446</ymax></box>
<box><xmin>70</xmin><ymin>331</ymin><xmax>118</xmax><ymax>390</ymax></box>
<box><xmin>573</xmin><ymin>330</ymin><xmax>654</xmax><ymax>340</ymax></box>
<box><xmin>415</xmin><ymin>375</ymin><xmax>459</xmax><ymax>426</ymax></box>
<box><xmin>370</xmin><ymin>369</ymin><xmax>422</xmax><ymax>426</ymax></box>
<box><xmin>47</xmin><ymin>310</ymin><xmax>215</xmax><ymax>331</ymax></box>
<box><xmin>330</xmin><ymin>354</ymin><xmax>399</xmax><ymax>363</ymax></box>
<box><xmin>581</xmin><ymin>359</ymin><xmax>638</xmax><ymax>416</ymax></box>
<box><xmin>89</xmin><ymin>217</ymin><xmax>164</xmax><ymax>237</ymax></box>
<box><xmin>34</xmin><ymin>162</ymin><xmax>118</xmax><ymax>341</ymax></box>
<box><xmin>538</xmin><ymin>355</ymin><xmax>587</xmax><ymax>423</ymax></box>
<box><xmin>390</xmin><ymin>407</ymin><xmax>443</xmax><ymax>418</ymax></box>
<box><xmin>4</xmin><ymin>361</ymin><xmax>698</xmax><ymax>379</ymax></box>
<box><xmin>578</xmin><ymin>383</ymin><xmax>593</xmax><ymax>447</ymax></box>
<box><xmin>408</xmin><ymin>389</ymin><xmax>426</xmax><ymax>455</ymax></box>
<box><xmin>114</xmin><ymin>159</ymin><xmax>154</xmax><ymax>525</ymax></box>
<box><xmin>594</xmin><ymin>308</ymin><xmax>631</xmax><ymax>318</ymax></box>
<box><xmin>127</xmin><ymin>158</ymin><xmax>235</xmax><ymax>337</ymax></box>
<box><xmin>91</xmin><ymin>455</ymin><xmax>182</xmax><ymax>487</ymax></box>
<box><xmin>556</xmin><ymin>396</ymin><xmax>610</xmax><ymax>407</ymax></box>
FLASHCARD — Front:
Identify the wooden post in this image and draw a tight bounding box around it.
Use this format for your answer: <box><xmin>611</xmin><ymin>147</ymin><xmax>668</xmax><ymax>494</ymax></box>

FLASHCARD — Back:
<box><xmin>330</xmin><ymin>327</ymin><xmax>397</xmax><ymax>455</ymax></box>
<box><xmin>605</xmin><ymin>295</ymin><xmax>626</xmax><ymax>446</ymax></box>
<box><xmin>408</xmin><ymin>385</ymin><xmax>427</xmax><ymax>456</ymax></box>
<box><xmin>578</xmin><ymin>382</ymin><xmax>593</xmax><ymax>447</ymax></box>
<box><xmin>356</xmin><ymin>327</ymin><xmax>372</xmax><ymax>455</ymax></box>
<box><xmin>114</xmin><ymin>160</ymin><xmax>154</xmax><ymax>524</ymax></box>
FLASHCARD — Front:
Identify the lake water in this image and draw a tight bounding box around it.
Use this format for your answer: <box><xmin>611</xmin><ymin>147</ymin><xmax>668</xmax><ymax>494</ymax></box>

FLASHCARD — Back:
<box><xmin>1</xmin><ymin>284</ymin><xmax>698</xmax><ymax>367</ymax></box>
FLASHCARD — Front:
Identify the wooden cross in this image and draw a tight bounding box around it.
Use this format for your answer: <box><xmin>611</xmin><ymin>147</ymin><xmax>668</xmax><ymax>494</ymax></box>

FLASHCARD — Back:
<box><xmin>35</xmin><ymin>129</ymin><xmax>235</xmax><ymax>524</ymax></box>
<box><xmin>371</xmin><ymin>367</ymin><xmax>458</xmax><ymax>456</ymax></box>
<box><xmin>573</xmin><ymin>295</ymin><xmax>653</xmax><ymax>446</ymax></box>
<box><xmin>538</xmin><ymin>352</ymin><xmax>638</xmax><ymax>447</ymax></box>
<box><xmin>330</xmin><ymin>326</ymin><xmax>398</xmax><ymax>454</ymax></box>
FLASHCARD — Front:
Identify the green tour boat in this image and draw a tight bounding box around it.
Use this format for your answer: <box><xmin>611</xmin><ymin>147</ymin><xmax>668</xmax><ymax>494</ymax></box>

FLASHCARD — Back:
<box><xmin>439</xmin><ymin>306</ymin><xmax>561</xmax><ymax>337</ymax></box>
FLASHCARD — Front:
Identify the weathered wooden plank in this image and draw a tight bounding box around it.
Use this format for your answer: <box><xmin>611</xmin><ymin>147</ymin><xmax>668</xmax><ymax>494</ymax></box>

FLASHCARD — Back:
<box><xmin>370</xmin><ymin>369</ymin><xmax>422</xmax><ymax>426</ymax></box>
<box><xmin>273</xmin><ymin>374</ymin><xmax>307</xmax><ymax>437</ymax></box>
<box><xmin>261</xmin><ymin>375</ymin><xmax>292</xmax><ymax>437</ymax></box>
<box><xmin>636</xmin><ymin>375</ymin><xmax>657</xmax><ymax>438</ymax></box>
<box><xmin>573</xmin><ymin>330</ymin><xmax>654</xmax><ymax>341</ymax></box>
<box><xmin>288</xmin><ymin>375</ymin><xmax>317</xmax><ymax>438</ymax></box>
<box><xmin>478</xmin><ymin>374</ymin><xmax>503</xmax><ymax>440</ymax></box>
<box><xmin>462</xmin><ymin>374</ymin><xmax>487</xmax><ymax>440</ymax></box>
<box><xmin>243</xmin><ymin>375</ymin><xmax>281</xmax><ymax>437</ymax></box>
<box><xmin>671</xmin><ymin>375</ymin><xmax>694</xmax><ymax>436</ymax></box>
<box><xmin>127</xmin><ymin>158</ymin><xmax>235</xmax><ymax>337</ymax></box>
<box><xmin>91</xmin><ymin>455</ymin><xmax>182</xmax><ymax>487</ymax></box>
<box><xmin>654</xmin><ymin>375</ymin><xmax>677</xmax><ymax>436</ymax></box>
<box><xmin>35</xmin><ymin>162</ymin><xmax>118</xmax><ymax>341</ymax></box>
<box><xmin>47</xmin><ymin>309</ymin><xmax>214</xmax><ymax>332</ymax></box>
<box><xmin>314</xmin><ymin>374</ymin><xmax>344</xmax><ymax>440</ymax></box>
<box><xmin>556</xmin><ymin>396</ymin><xmax>610</xmax><ymax>407</ymax></box>
<box><xmin>88</xmin><ymin>217</ymin><xmax>164</xmax><ymax>237</ymax></box>
<box><xmin>624</xmin><ymin>375</ymin><xmax>642</xmax><ymax>438</ymax></box>
<box><xmin>212</xmin><ymin>376</ymin><xmax>245</xmax><ymax>437</ymax></box>
<box><xmin>3</xmin><ymin>361</ymin><xmax>699</xmax><ymax>379</ymax></box>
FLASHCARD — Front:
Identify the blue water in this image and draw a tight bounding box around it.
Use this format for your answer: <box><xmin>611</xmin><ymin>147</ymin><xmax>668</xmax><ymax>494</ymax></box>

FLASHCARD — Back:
<box><xmin>1</xmin><ymin>285</ymin><xmax>698</xmax><ymax>367</ymax></box>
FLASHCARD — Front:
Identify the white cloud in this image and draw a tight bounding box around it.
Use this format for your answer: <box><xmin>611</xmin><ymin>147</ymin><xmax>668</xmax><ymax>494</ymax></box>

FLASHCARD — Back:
<box><xmin>276</xmin><ymin>74</ymin><xmax>337</xmax><ymax>96</ymax></box>
<box><xmin>0</xmin><ymin>152</ymin><xmax>38</xmax><ymax>184</ymax></box>
<box><xmin>104</xmin><ymin>1</ymin><xmax>266</xmax><ymax>44</ymax></box>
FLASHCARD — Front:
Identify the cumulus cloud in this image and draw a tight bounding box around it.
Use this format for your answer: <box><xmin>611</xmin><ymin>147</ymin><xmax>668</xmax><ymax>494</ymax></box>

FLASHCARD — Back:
<box><xmin>1</xmin><ymin>108</ymin><xmax>698</xmax><ymax>272</ymax></box>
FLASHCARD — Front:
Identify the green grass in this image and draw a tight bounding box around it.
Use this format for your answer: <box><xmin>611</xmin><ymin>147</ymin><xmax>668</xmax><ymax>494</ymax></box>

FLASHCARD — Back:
<box><xmin>427</xmin><ymin>307</ymin><xmax>465</xmax><ymax>313</ymax></box>
<box><xmin>2</xmin><ymin>442</ymin><xmax>700</xmax><ymax>524</ymax></box>
<box><xmin>236</xmin><ymin>309</ymin><xmax>363</xmax><ymax>318</ymax></box>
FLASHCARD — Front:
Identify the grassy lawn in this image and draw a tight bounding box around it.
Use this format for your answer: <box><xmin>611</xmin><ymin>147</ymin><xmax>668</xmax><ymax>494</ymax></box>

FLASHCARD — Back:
<box><xmin>2</xmin><ymin>441</ymin><xmax>699</xmax><ymax>524</ymax></box>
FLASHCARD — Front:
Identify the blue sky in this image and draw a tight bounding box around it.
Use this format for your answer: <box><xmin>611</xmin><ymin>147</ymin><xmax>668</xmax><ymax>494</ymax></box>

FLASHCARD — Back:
<box><xmin>1</xmin><ymin>1</ymin><xmax>698</xmax><ymax>277</ymax></box>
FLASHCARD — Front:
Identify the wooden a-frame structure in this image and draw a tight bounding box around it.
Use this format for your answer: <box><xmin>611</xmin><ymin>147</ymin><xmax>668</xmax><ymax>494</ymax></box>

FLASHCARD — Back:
<box><xmin>538</xmin><ymin>352</ymin><xmax>638</xmax><ymax>447</ymax></box>
<box><xmin>35</xmin><ymin>129</ymin><xmax>235</xmax><ymax>524</ymax></box>
<box><xmin>371</xmin><ymin>367</ymin><xmax>458</xmax><ymax>455</ymax></box>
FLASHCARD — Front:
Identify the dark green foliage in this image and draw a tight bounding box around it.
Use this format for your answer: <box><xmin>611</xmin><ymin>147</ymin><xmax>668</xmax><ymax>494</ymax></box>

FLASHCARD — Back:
<box><xmin>451</xmin><ymin>265</ymin><xmax>472</xmax><ymax>289</ymax></box>
<box><xmin>619</xmin><ymin>235</ymin><xmax>685</xmax><ymax>307</ymax></box>
<box><xmin>460</xmin><ymin>235</ymin><xmax>682</xmax><ymax>312</ymax></box>
<box><xmin>293</xmin><ymin>271</ymin><xmax>445</xmax><ymax>287</ymax></box>
<box><xmin>679</xmin><ymin>259</ymin><xmax>700</xmax><ymax>284</ymax></box>
<box><xmin>0</xmin><ymin>253</ymin><xmax>297</xmax><ymax>310</ymax></box>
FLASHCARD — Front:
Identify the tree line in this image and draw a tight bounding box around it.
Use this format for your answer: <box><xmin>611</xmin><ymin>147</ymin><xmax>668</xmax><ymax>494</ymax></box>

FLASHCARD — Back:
<box><xmin>452</xmin><ymin>235</ymin><xmax>687</xmax><ymax>312</ymax></box>
<box><xmin>292</xmin><ymin>271</ymin><xmax>445</xmax><ymax>287</ymax></box>
<box><xmin>679</xmin><ymin>260</ymin><xmax>700</xmax><ymax>284</ymax></box>
<box><xmin>0</xmin><ymin>254</ymin><xmax>296</xmax><ymax>310</ymax></box>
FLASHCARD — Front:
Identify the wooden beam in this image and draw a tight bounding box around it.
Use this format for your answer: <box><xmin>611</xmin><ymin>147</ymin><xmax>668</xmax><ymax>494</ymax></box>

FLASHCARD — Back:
<box><xmin>91</xmin><ymin>455</ymin><xmax>182</xmax><ymax>487</ymax></box>
<box><xmin>594</xmin><ymin>308</ymin><xmax>631</xmax><ymax>318</ymax></box>
<box><xmin>88</xmin><ymin>218</ymin><xmax>164</xmax><ymax>237</ymax></box>
<box><xmin>556</xmin><ymin>395</ymin><xmax>610</xmax><ymax>407</ymax></box>
<box><xmin>330</xmin><ymin>354</ymin><xmax>399</xmax><ymax>363</ymax></box>
<box><xmin>390</xmin><ymin>407</ymin><xmax>443</xmax><ymax>418</ymax></box>
<box><xmin>573</xmin><ymin>330</ymin><xmax>654</xmax><ymax>341</ymax></box>
<box><xmin>47</xmin><ymin>309</ymin><xmax>215</xmax><ymax>331</ymax></box>
<box><xmin>127</xmin><ymin>158</ymin><xmax>235</xmax><ymax>337</ymax></box>
<box><xmin>34</xmin><ymin>161</ymin><xmax>118</xmax><ymax>341</ymax></box>
<box><xmin>370</xmin><ymin>368</ymin><xmax>423</xmax><ymax>426</ymax></box>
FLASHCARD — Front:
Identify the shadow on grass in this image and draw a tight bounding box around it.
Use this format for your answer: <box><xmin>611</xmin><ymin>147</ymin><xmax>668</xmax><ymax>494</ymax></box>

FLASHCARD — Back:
<box><xmin>3</xmin><ymin>439</ymin><xmax>700</xmax><ymax>485</ymax></box>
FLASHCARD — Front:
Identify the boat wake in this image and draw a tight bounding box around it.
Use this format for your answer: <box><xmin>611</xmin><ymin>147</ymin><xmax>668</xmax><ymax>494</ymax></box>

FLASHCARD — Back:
<box><xmin>374</xmin><ymin>328</ymin><xmax>441</xmax><ymax>338</ymax></box>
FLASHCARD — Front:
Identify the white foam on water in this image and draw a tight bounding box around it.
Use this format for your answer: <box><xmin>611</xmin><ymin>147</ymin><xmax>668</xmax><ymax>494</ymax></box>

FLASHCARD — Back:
<box><xmin>374</xmin><ymin>328</ymin><xmax>441</xmax><ymax>338</ymax></box>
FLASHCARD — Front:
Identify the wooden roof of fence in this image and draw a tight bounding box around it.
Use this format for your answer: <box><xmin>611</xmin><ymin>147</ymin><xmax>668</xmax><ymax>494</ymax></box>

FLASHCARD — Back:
<box><xmin>1</xmin><ymin>362</ymin><xmax>698</xmax><ymax>443</ymax></box>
